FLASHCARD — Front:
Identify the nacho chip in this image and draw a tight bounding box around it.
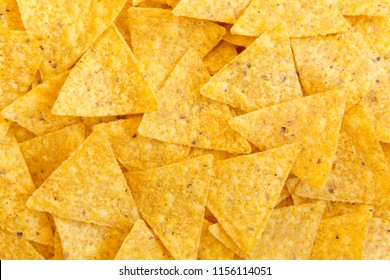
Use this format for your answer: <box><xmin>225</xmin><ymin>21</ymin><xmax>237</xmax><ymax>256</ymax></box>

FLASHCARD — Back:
<box><xmin>54</xmin><ymin>216</ymin><xmax>128</xmax><ymax>260</ymax></box>
<box><xmin>53</xmin><ymin>230</ymin><xmax>64</xmax><ymax>260</ymax></box>
<box><xmin>208</xmin><ymin>223</ymin><xmax>246</xmax><ymax>258</ymax></box>
<box><xmin>8</xmin><ymin>122</ymin><xmax>35</xmax><ymax>143</ymax></box>
<box><xmin>337</xmin><ymin>0</ymin><xmax>390</xmax><ymax>16</ymax></box>
<box><xmin>128</xmin><ymin>7</ymin><xmax>225</xmax><ymax>91</ymax></box>
<box><xmin>276</xmin><ymin>186</ymin><xmax>292</xmax><ymax>206</ymax></box>
<box><xmin>94</xmin><ymin>117</ymin><xmax>190</xmax><ymax>172</ymax></box>
<box><xmin>0</xmin><ymin>0</ymin><xmax>24</xmax><ymax>30</ymax></box>
<box><xmin>82</xmin><ymin>116</ymin><xmax>119</xmax><ymax>129</ymax></box>
<box><xmin>204</xmin><ymin>42</ymin><xmax>237</xmax><ymax>75</ymax></box>
<box><xmin>138</xmin><ymin>49</ymin><xmax>250</xmax><ymax>154</ymax></box>
<box><xmin>26</xmin><ymin>130</ymin><xmax>139</xmax><ymax>228</ymax></box>
<box><xmin>115</xmin><ymin>0</ymin><xmax>133</xmax><ymax>46</ymax></box>
<box><xmin>362</xmin><ymin>217</ymin><xmax>390</xmax><ymax>260</ymax></box>
<box><xmin>188</xmin><ymin>147</ymin><xmax>234</xmax><ymax>161</ymax></box>
<box><xmin>166</xmin><ymin>0</ymin><xmax>179</xmax><ymax>7</ymax></box>
<box><xmin>0</xmin><ymin>229</ymin><xmax>44</xmax><ymax>260</ymax></box>
<box><xmin>17</xmin><ymin>0</ymin><xmax>126</xmax><ymax>80</ymax></box>
<box><xmin>230</xmin><ymin>90</ymin><xmax>345</xmax><ymax>188</ymax></box>
<box><xmin>115</xmin><ymin>219</ymin><xmax>170</xmax><ymax>260</ymax></box>
<box><xmin>133</xmin><ymin>0</ymin><xmax>168</xmax><ymax>5</ymax></box>
<box><xmin>207</xmin><ymin>143</ymin><xmax>301</xmax><ymax>256</ymax></box>
<box><xmin>222</xmin><ymin>25</ymin><xmax>256</xmax><ymax>47</ymax></box>
<box><xmin>231</xmin><ymin>0</ymin><xmax>349</xmax><ymax>37</ymax></box>
<box><xmin>202</xmin><ymin>34</ymin><xmax>303</xmax><ymax>112</ymax></box>
<box><xmin>19</xmin><ymin>123</ymin><xmax>86</xmax><ymax>187</ymax></box>
<box><xmin>0</xmin><ymin>117</ymin><xmax>10</xmax><ymax>137</ymax></box>
<box><xmin>311</xmin><ymin>210</ymin><xmax>372</xmax><ymax>260</ymax></box>
<box><xmin>322</xmin><ymin>202</ymin><xmax>373</xmax><ymax>219</ymax></box>
<box><xmin>1</xmin><ymin>72</ymin><xmax>81</xmax><ymax>136</ymax></box>
<box><xmin>173</xmin><ymin>0</ymin><xmax>251</xmax><ymax>24</ymax></box>
<box><xmin>295</xmin><ymin>102</ymin><xmax>390</xmax><ymax>204</ymax></box>
<box><xmin>28</xmin><ymin>241</ymin><xmax>54</xmax><ymax>260</ymax></box>
<box><xmin>135</xmin><ymin>1</ymin><xmax>170</xmax><ymax>8</ymax></box>
<box><xmin>125</xmin><ymin>155</ymin><xmax>213</xmax><ymax>260</ymax></box>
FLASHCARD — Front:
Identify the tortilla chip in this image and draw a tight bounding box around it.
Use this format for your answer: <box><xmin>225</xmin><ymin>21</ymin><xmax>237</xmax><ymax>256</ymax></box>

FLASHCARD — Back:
<box><xmin>362</xmin><ymin>217</ymin><xmax>390</xmax><ymax>260</ymax></box>
<box><xmin>1</xmin><ymin>72</ymin><xmax>81</xmax><ymax>136</ymax></box>
<box><xmin>26</xmin><ymin>130</ymin><xmax>139</xmax><ymax>228</ymax></box>
<box><xmin>0</xmin><ymin>229</ymin><xmax>44</xmax><ymax>260</ymax></box>
<box><xmin>374</xmin><ymin>205</ymin><xmax>390</xmax><ymax>222</ymax></box>
<box><xmin>204</xmin><ymin>42</ymin><xmax>237</xmax><ymax>75</ymax></box>
<box><xmin>82</xmin><ymin>116</ymin><xmax>119</xmax><ymax>129</ymax></box>
<box><xmin>230</xmin><ymin>90</ymin><xmax>345</xmax><ymax>188</ymax></box>
<box><xmin>8</xmin><ymin>123</ymin><xmax>35</xmax><ymax>143</ymax></box>
<box><xmin>173</xmin><ymin>0</ymin><xmax>251</xmax><ymax>24</ymax></box>
<box><xmin>138</xmin><ymin>49</ymin><xmax>250</xmax><ymax>154</ymax></box>
<box><xmin>133</xmin><ymin>0</ymin><xmax>168</xmax><ymax>5</ymax></box>
<box><xmin>115</xmin><ymin>0</ymin><xmax>133</xmax><ymax>46</ymax></box>
<box><xmin>125</xmin><ymin>155</ymin><xmax>213</xmax><ymax>260</ymax></box>
<box><xmin>53</xmin><ymin>230</ymin><xmax>64</xmax><ymax>260</ymax></box>
<box><xmin>188</xmin><ymin>148</ymin><xmax>234</xmax><ymax>161</ymax></box>
<box><xmin>275</xmin><ymin>196</ymin><xmax>294</xmax><ymax>209</ymax></box>
<box><xmin>128</xmin><ymin>7</ymin><xmax>225</xmax><ymax>91</ymax></box>
<box><xmin>167</xmin><ymin>0</ymin><xmax>179</xmax><ymax>7</ymax></box>
<box><xmin>222</xmin><ymin>25</ymin><xmax>256</xmax><ymax>47</ymax></box>
<box><xmin>0</xmin><ymin>31</ymin><xmax>45</xmax><ymax>110</ymax></box>
<box><xmin>0</xmin><ymin>117</ymin><xmax>10</xmax><ymax>137</ymax></box>
<box><xmin>19</xmin><ymin>123</ymin><xmax>86</xmax><ymax>187</ymax></box>
<box><xmin>337</xmin><ymin>0</ymin><xmax>390</xmax><ymax>16</ymax></box>
<box><xmin>323</xmin><ymin>202</ymin><xmax>373</xmax><ymax>219</ymax></box>
<box><xmin>198</xmin><ymin>220</ymin><xmax>235</xmax><ymax>260</ymax></box>
<box><xmin>31</xmin><ymin>70</ymin><xmax>42</xmax><ymax>88</ymax></box>
<box><xmin>0</xmin><ymin>0</ymin><xmax>24</xmax><ymax>30</ymax></box>
<box><xmin>251</xmin><ymin>201</ymin><xmax>326</xmax><ymax>260</ymax></box>
<box><xmin>208</xmin><ymin>223</ymin><xmax>246</xmax><ymax>258</ymax></box>
<box><xmin>0</xmin><ymin>134</ymin><xmax>53</xmax><ymax>245</ymax></box>
<box><xmin>207</xmin><ymin>143</ymin><xmax>301</xmax><ymax>256</ymax></box>
<box><xmin>231</xmin><ymin>0</ymin><xmax>349</xmax><ymax>37</ymax></box>
<box><xmin>311</xmin><ymin>210</ymin><xmax>372</xmax><ymax>260</ymax></box>
<box><xmin>276</xmin><ymin>186</ymin><xmax>291</xmax><ymax>206</ymax></box>
<box><xmin>115</xmin><ymin>219</ymin><xmax>170</xmax><ymax>260</ymax></box>
<box><xmin>202</xmin><ymin>34</ymin><xmax>303</xmax><ymax>112</ymax></box>
<box><xmin>54</xmin><ymin>216</ymin><xmax>128</xmax><ymax>260</ymax></box>
<box><xmin>135</xmin><ymin>1</ymin><xmax>170</xmax><ymax>8</ymax></box>
<box><xmin>17</xmin><ymin>0</ymin><xmax>127</xmax><ymax>80</ymax></box>
<box><xmin>295</xmin><ymin>102</ymin><xmax>390</xmax><ymax>204</ymax></box>
<box><xmin>28</xmin><ymin>241</ymin><xmax>54</xmax><ymax>260</ymax></box>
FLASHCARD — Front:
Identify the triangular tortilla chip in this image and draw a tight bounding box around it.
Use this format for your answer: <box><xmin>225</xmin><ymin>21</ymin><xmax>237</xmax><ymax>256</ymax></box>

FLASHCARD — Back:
<box><xmin>222</xmin><ymin>24</ymin><xmax>256</xmax><ymax>47</ymax></box>
<box><xmin>207</xmin><ymin>143</ymin><xmax>301</xmax><ymax>256</ymax></box>
<box><xmin>0</xmin><ymin>31</ymin><xmax>45</xmax><ymax>110</ymax></box>
<box><xmin>0</xmin><ymin>0</ymin><xmax>24</xmax><ymax>30</ymax></box>
<box><xmin>17</xmin><ymin>0</ymin><xmax>127</xmax><ymax>80</ymax></box>
<box><xmin>1</xmin><ymin>72</ymin><xmax>81</xmax><ymax>136</ymax></box>
<box><xmin>0</xmin><ymin>229</ymin><xmax>44</xmax><ymax>260</ymax></box>
<box><xmin>294</xmin><ymin>102</ymin><xmax>390</xmax><ymax>204</ymax></box>
<box><xmin>337</xmin><ymin>0</ymin><xmax>390</xmax><ymax>16</ymax></box>
<box><xmin>0</xmin><ymin>133</ymin><xmax>53</xmax><ymax>245</ymax></box>
<box><xmin>138</xmin><ymin>49</ymin><xmax>250</xmax><ymax>154</ymax></box>
<box><xmin>203</xmin><ymin>41</ymin><xmax>237</xmax><ymax>75</ymax></box>
<box><xmin>231</xmin><ymin>0</ymin><xmax>349</xmax><ymax>37</ymax></box>
<box><xmin>26</xmin><ymin>130</ymin><xmax>139</xmax><ymax>228</ymax></box>
<box><xmin>208</xmin><ymin>223</ymin><xmax>246</xmax><ymax>258</ymax></box>
<box><xmin>362</xmin><ymin>217</ymin><xmax>390</xmax><ymax>259</ymax></box>
<box><xmin>54</xmin><ymin>216</ymin><xmax>128</xmax><ymax>260</ymax></box>
<box><xmin>19</xmin><ymin>123</ymin><xmax>86</xmax><ymax>187</ymax></box>
<box><xmin>201</xmin><ymin>34</ymin><xmax>302</xmax><ymax>112</ymax></box>
<box><xmin>115</xmin><ymin>219</ymin><xmax>170</xmax><ymax>260</ymax></box>
<box><xmin>28</xmin><ymin>241</ymin><xmax>54</xmax><ymax>260</ymax></box>
<box><xmin>94</xmin><ymin>117</ymin><xmax>190</xmax><ymax>172</ymax></box>
<box><xmin>250</xmin><ymin>201</ymin><xmax>326</xmax><ymax>260</ymax></box>
<box><xmin>125</xmin><ymin>155</ymin><xmax>213</xmax><ymax>260</ymax></box>
<box><xmin>230</xmin><ymin>90</ymin><xmax>346</xmax><ymax>188</ymax></box>
<box><xmin>311</xmin><ymin>210</ymin><xmax>372</xmax><ymax>260</ymax></box>
<box><xmin>128</xmin><ymin>7</ymin><xmax>225</xmax><ymax>91</ymax></box>
<box><xmin>172</xmin><ymin>0</ymin><xmax>251</xmax><ymax>24</ymax></box>
<box><xmin>8</xmin><ymin>123</ymin><xmax>35</xmax><ymax>142</ymax></box>
<box><xmin>115</xmin><ymin>0</ymin><xmax>133</xmax><ymax>46</ymax></box>
<box><xmin>322</xmin><ymin>203</ymin><xmax>373</xmax><ymax>219</ymax></box>
<box><xmin>51</xmin><ymin>26</ymin><xmax>156</xmax><ymax>117</ymax></box>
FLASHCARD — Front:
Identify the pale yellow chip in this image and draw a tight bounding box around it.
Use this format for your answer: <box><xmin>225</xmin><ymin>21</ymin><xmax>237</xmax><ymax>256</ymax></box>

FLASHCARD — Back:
<box><xmin>115</xmin><ymin>219</ymin><xmax>170</xmax><ymax>260</ymax></box>
<box><xmin>337</xmin><ymin>0</ymin><xmax>390</xmax><ymax>16</ymax></box>
<box><xmin>207</xmin><ymin>143</ymin><xmax>301</xmax><ymax>256</ymax></box>
<box><xmin>7</xmin><ymin>123</ymin><xmax>35</xmax><ymax>143</ymax></box>
<box><xmin>222</xmin><ymin>25</ymin><xmax>256</xmax><ymax>47</ymax></box>
<box><xmin>208</xmin><ymin>223</ymin><xmax>246</xmax><ymax>258</ymax></box>
<box><xmin>231</xmin><ymin>0</ymin><xmax>349</xmax><ymax>37</ymax></box>
<box><xmin>1</xmin><ymin>72</ymin><xmax>81</xmax><ymax>136</ymax></box>
<box><xmin>54</xmin><ymin>216</ymin><xmax>128</xmax><ymax>260</ymax></box>
<box><xmin>173</xmin><ymin>0</ymin><xmax>251</xmax><ymax>24</ymax></box>
<box><xmin>94</xmin><ymin>117</ymin><xmax>190</xmax><ymax>172</ymax></box>
<box><xmin>323</xmin><ymin>202</ymin><xmax>373</xmax><ymax>219</ymax></box>
<box><xmin>138</xmin><ymin>49</ymin><xmax>251</xmax><ymax>154</ymax></box>
<box><xmin>311</xmin><ymin>210</ymin><xmax>372</xmax><ymax>260</ymax></box>
<box><xmin>26</xmin><ymin>130</ymin><xmax>139</xmax><ymax>228</ymax></box>
<box><xmin>29</xmin><ymin>241</ymin><xmax>54</xmax><ymax>260</ymax></box>
<box><xmin>204</xmin><ymin>42</ymin><xmax>237</xmax><ymax>75</ymax></box>
<box><xmin>125</xmin><ymin>155</ymin><xmax>213</xmax><ymax>260</ymax></box>
<box><xmin>362</xmin><ymin>217</ymin><xmax>390</xmax><ymax>260</ymax></box>
<box><xmin>17</xmin><ymin>0</ymin><xmax>127</xmax><ymax>80</ymax></box>
<box><xmin>19</xmin><ymin>123</ymin><xmax>86</xmax><ymax>187</ymax></box>
<box><xmin>0</xmin><ymin>229</ymin><xmax>44</xmax><ymax>260</ymax></box>
<box><xmin>0</xmin><ymin>0</ymin><xmax>24</xmax><ymax>30</ymax></box>
<box><xmin>295</xmin><ymin>102</ymin><xmax>390</xmax><ymax>204</ymax></box>
<box><xmin>202</xmin><ymin>34</ymin><xmax>303</xmax><ymax>112</ymax></box>
<box><xmin>230</xmin><ymin>90</ymin><xmax>346</xmax><ymax>188</ymax></box>
<box><xmin>128</xmin><ymin>7</ymin><xmax>225</xmax><ymax>91</ymax></box>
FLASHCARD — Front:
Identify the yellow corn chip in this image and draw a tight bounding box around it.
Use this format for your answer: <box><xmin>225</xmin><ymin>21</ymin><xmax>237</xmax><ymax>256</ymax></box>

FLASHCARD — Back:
<box><xmin>173</xmin><ymin>0</ymin><xmax>251</xmax><ymax>24</ymax></box>
<box><xmin>17</xmin><ymin>0</ymin><xmax>127</xmax><ymax>80</ymax></box>
<box><xmin>276</xmin><ymin>186</ymin><xmax>291</xmax><ymax>206</ymax></box>
<box><xmin>188</xmin><ymin>147</ymin><xmax>234</xmax><ymax>161</ymax></box>
<box><xmin>8</xmin><ymin>122</ymin><xmax>35</xmax><ymax>143</ymax></box>
<box><xmin>115</xmin><ymin>219</ymin><xmax>170</xmax><ymax>260</ymax></box>
<box><xmin>230</xmin><ymin>90</ymin><xmax>345</xmax><ymax>188</ymax></box>
<box><xmin>133</xmin><ymin>0</ymin><xmax>168</xmax><ymax>5</ymax></box>
<box><xmin>0</xmin><ymin>117</ymin><xmax>10</xmax><ymax>137</ymax></box>
<box><xmin>362</xmin><ymin>217</ymin><xmax>390</xmax><ymax>260</ymax></box>
<box><xmin>26</xmin><ymin>130</ymin><xmax>139</xmax><ymax>229</ymax></box>
<box><xmin>208</xmin><ymin>223</ymin><xmax>246</xmax><ymax>258</ymax></box>
<box><xmin>204</xmin><ymin>42</ymin><xmax>237</xmax><ymax>75</ymax></box>
<box><xmin>204</xmin><ymin>207</ymin><xmax>217</xmax><ymax>224</ymax></box>
<box><xmin>275</xmin><ymin>196</ymin><xmax>294</xmax><ymax>209</ymax></box>
<box><xmin>115</xmin><ymin>0</ymin><xmax>133</xmax><ymax>46</ymax></box>
<box><xmin>311</xmin><ymin>210</ymin><xmax>372</xmax><ymax>260</ymax></box>
<box><xmin>31</xmin><ymin>70</ymin><xmax>42</xmax><ymax>88</ymax></box>
<box><xmin>295</xmin><ymin>102</ymin><xmax>390</xmax><ymax>204</ymax></box>
<box><xmin>1</xmin><ymin>72</ymin><xmax>81</xmax><ymax>136</ymax></box>
<box><xmin>198</xmin><ymin>220</ymin><xmax>235</xmax><ymax>260</ymax></box>
<box><xmin>251</xmin><ymin>201</ymin><xmax>326</xmax><ymax>260</ymax></box>
<box><xmin>94</xmin><ymin>117</ymin><xmax>190</xmax><ymax>172</ymax></box>
<box><xmin>374</xmin><ymin>204</ymin><xmax>390</xmax><ymax>223</ymax></box>
<box><xmin>19</xmin><ymin>123</ymin><xmax>86</xmax><ymax>187</ymax></box>
<box><xmin>135</xmin><ymin>1</ymin><xmax>170</xmax><ymax>8</ymax></box>
<box><xmin>125</xmin><ymin>155</ymin><xmax>213</xmax><ymax>260</ymax></box>
<box><xmin>207</xmin><ymin>143</ymin><xmax>301</xmax><ymax>256</ymax></box>
<box><xmin>337</xmin><ymin>0</ymin><xmax>390</xmax><ymax>16</ymax></box>
<box><xmin>53</xmin><ymin>230</ymin><xmax>64</xmax><ymax>260</ymax></box>
<box><xmin>138</xmin><ymin>49</ymin><xmax>250</xmax><ymax>154</ymax></box>
<box><xmin>54</xmin><ymin>216</ymin><xmax>128</xmax><ymax>260</ymax></box>
<box><xmin>202</xmin><ymin>34</ymin><xmax>303</xmax><ymax>112</ymax></box>
<box><xmin>323</xmin><ymin>202</ymin><xmax>373</xmax><ymax>219</ymax></box>
<box><xmin>383</xmin><ymin>142</ymin><xmax>390</xmax><ymax>163</ymax></box>
<box><xmin>82</xmin><ymin>116</ymin><xmax>119</xmax><ymax>129</ymax></box>
<box><xmin>128</xmin><ymin>7</ymin><xmax>225</xmax><ymax>91</ymax></box>
<box><xmin>222</xmin><ymin>25</ymin><xmax>255</xmax><ymax>48</ymax></box>
<box><xmin>231</xmin><ymin>0</ymin><xmax>349</xmax><ymax>37</ymax></box>
<box><xmin>29</xmin><ymin>241</ymin><xmax>54</xmax><ymax>260</ymax></box>
<box><xmin>0</xmin><ymin>229</ymin><xmax>44</xmax><ymax>260</ymax></box>
<box><xmin>0</xmin><ymin>0</ymin><xmax>24</xmax><ymax>30</ymax></box>
<box><xmin>167</xmin><ymin>0</ymin><xmax>179</xmax><ymax>7</ymax></box>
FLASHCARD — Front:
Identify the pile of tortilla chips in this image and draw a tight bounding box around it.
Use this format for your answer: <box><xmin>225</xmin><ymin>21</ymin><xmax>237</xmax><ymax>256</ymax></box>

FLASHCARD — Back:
<box><xmin>1</xmin><ymin>0</ymin><xmax>389</xmax><ymax>260</ymax></box>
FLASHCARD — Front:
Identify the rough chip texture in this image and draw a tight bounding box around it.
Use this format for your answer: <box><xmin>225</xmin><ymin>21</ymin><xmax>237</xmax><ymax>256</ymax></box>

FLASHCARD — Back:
<box><xmin>362</xmin><ymin>217</ymin><xmax>390</xmax><ymax>260</ymax></box>
<box><xmin>0</xmin><ymin>0</ymin><xmax>24</xmax><ymax>30</ymax></box>
<box><xmin>0</xmin><ymin>229</ymin><xmax>44</xmax><ymax>260</ymax></box>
